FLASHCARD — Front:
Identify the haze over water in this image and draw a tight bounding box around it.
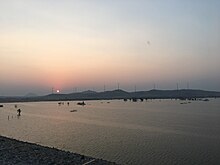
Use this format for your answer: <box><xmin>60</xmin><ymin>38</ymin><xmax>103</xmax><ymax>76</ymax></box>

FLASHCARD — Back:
<box><xmin>1</xmin><ymin>99</ymin><xmax>220</xmax><ymax>165</ymax></box>
<box><xmin>1</xmin><ymin>1</ymin><xmax>220</xmax><ymax>165</ymax></box>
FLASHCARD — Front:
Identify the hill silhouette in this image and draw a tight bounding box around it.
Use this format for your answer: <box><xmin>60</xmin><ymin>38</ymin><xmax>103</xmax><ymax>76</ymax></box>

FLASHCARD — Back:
<box><xmin>0</xmin><ymin>89</ymin><xmax>220</xmax><ymax>103</ymax></box>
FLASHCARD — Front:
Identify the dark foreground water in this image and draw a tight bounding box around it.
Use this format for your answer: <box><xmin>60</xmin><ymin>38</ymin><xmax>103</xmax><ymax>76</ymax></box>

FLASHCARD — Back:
<box><xmin>0</xmin><ymin>99</ymin><xmax>220</xmax><ymax>165</ymax></box>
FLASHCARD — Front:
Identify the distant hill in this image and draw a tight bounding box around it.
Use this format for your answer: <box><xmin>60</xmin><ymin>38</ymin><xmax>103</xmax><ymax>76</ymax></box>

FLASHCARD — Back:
<box><xmin>98</xmin><ymin>89</ymin><xmax>130</xmax><ymax>99</ymax></box>
<box><xmin>80</xmin><ymin>90</ymin><xmax>97</xmax><ymax>94</ymax></box>
<box><xmin>0</xmin><ymin>89</ymin><xmax>220</xmax><ymax>103</ymax></box>
<box><xmin>131</xmin><ymin>89</ymin><xmax>220</xmax><ymax>98</ymax></box>
<box><xmin>24</xmin><ymin>93</ymin><xmax>38</xmax><ymax>97</ymax></box>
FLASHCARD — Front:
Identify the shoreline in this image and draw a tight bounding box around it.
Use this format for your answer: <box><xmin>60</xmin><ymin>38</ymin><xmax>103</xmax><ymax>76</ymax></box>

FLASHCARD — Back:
<box><xmin>0</xmin><ymin>89</ymin><xmax>220</xmax><ymax>103</ymax></box>
<box><xmin>0</xmin><ymin>96</ymin><xmax>218</xmax><ymax>104</ymax></box>
<box><xmin>0</xmin><ymin>135</ymin><xmax>117</xmax><ymax>165</ymax></box>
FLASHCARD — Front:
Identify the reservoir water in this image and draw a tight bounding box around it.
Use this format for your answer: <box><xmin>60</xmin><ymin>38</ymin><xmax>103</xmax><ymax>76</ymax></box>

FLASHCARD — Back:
<box><xmin>0</xmin><ymin>99</ymin><xmax>220</xmax><ymax>165</ymax></box>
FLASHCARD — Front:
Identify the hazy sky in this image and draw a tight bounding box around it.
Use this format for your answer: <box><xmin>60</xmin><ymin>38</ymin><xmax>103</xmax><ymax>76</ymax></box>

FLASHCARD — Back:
<box><xmin>0</xmin><ymin>0</ymin><xmax>220</xmax><ymax>95</ymax></box>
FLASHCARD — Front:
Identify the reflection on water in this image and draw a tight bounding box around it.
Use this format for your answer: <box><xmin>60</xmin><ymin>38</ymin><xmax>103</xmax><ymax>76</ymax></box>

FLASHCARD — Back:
<box><xmin>1</xmin><ymin>99</ymin><xmax>220</xmax><ymax>165</ymax></box>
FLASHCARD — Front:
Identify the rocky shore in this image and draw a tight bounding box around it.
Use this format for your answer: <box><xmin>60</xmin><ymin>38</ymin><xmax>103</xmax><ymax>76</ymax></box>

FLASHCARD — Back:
<box><xmin>0</xmin><ymin>136</ymin><xmax>117</xmax><ymax>165</ymax></box>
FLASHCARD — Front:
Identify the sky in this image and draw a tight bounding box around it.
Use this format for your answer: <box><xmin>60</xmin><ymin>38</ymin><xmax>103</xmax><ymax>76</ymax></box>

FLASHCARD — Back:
<box><xmin>0</xmin><ymin>0</ymin><xmax>220</xmax><ymax>96</ymax></box>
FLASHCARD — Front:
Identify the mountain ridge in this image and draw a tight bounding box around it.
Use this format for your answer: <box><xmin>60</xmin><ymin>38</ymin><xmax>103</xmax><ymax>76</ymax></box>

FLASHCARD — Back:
<box><xmin>0</xmin><ymin>89</ymin><xmax>220</xmax><ymax>103</ymax></box>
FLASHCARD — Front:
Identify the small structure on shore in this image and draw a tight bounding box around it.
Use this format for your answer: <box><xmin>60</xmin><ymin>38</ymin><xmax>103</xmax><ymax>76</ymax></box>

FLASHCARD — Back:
<box><xmin>132</xmin><ymin>98</ymin><xmax>137</xmax><ymax>102</ymax></box>
<box><xmin>0</xmin><ymin>105</ymin><xmax>3</xmax><ymax>107</ymax></box>
<box><xmin>70</xmin><ymin>110</ymin><xmax>77</xmax><ymax>112</ymax></box>
<box><xmin>58</xmin><ymin>102</ymin><xmax>64</xmax><ymax>106</ymax></box>
<box><xmin>77</xmin><ymin>101</ymin><xmax>86</xmax><ymax>106</ymax></box>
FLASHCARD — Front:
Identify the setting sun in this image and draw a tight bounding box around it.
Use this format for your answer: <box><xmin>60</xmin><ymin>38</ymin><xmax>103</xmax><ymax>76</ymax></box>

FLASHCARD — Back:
<box><xmin>0</xmin><ymin>1</ymin><xmax>220</xmax><ymax>165</ymax></box>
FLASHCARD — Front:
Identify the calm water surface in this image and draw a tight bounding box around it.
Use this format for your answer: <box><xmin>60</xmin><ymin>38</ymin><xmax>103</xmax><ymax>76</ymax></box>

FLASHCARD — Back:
<box><xmin>0</xmin><ymin>99</ymin><xmax>220</xmax><ymax>165</ymax></box>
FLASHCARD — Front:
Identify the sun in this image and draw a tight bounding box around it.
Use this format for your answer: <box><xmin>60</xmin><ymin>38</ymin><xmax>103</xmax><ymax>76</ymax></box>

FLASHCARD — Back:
<box><xmin>56</xmin><ymin>89</ymin><xmax>60</xmax><ymax>93</ymax></box>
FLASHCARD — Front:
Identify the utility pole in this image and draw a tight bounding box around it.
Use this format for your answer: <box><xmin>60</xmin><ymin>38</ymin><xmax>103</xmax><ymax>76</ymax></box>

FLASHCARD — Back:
<box><xmin>75</xmin><ymin>87</ymin><xmax>77</xmax><ymax>93</ymax></box>
<box><xmin>52</xmin><ymin>87</ymin><xmax>54</xmax><ymax>94</ymax></box>
<box><xmin>176</xmin><ymin>83</ymin><xmax>179</xmax><ymax>90</ymax></box>
<box><xmin>117</xmin><ymin>83</ymin><xmax>120</xmax><ymax>90</ymax></box>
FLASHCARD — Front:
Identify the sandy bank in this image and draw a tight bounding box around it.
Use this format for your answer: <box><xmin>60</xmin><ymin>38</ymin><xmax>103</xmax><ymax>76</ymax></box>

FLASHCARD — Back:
<box><xmin>0</xmin><ymin>136</ymin><xmax>117</xmax><ymax>165</ymax></box>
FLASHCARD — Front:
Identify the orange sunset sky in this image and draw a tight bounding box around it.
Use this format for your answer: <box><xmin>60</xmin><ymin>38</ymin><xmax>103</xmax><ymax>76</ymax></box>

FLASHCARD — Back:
<box><xmin>0</xmin><ymin>0</ymin><xmax>220</xmax><ymax>95</ymax></box>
